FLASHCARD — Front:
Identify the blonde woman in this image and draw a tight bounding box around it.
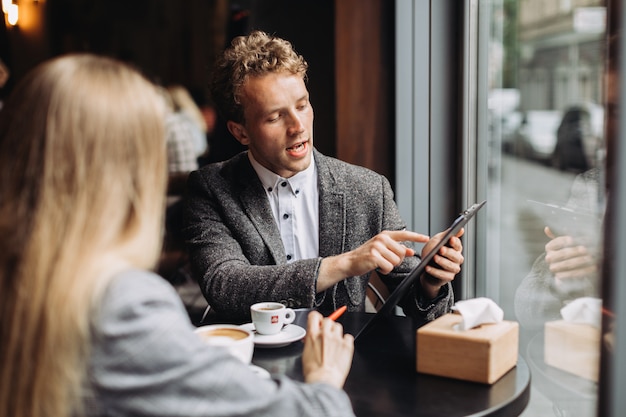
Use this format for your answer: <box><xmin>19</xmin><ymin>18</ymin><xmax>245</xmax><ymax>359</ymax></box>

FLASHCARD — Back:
<box><xmin>0</xmin><ymin>54</ymin><xmax>354</xmax><ymax>417</ymax></box>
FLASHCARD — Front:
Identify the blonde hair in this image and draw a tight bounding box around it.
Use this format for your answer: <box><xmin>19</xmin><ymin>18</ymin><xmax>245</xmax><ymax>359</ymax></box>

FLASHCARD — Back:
<box><xmin>167</xmin><ymin>84</ymin><xmax>208</xmax><ymax>133</ymax></box>
<box><xmin>209</xmin><ymin>30</ymin><xmax>308</xmax><ymax>124</ymax></box>
<box><xmin>0</xmin><ymin>54</ymin><xmax>167</xmax><ymax>417</ymax></box>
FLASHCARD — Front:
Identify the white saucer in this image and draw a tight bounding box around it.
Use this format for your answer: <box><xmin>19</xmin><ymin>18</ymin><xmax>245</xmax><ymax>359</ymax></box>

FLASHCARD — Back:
<box><xmin>240</xmin><ymin>323</ymin><xmax>306</xmax><ymax>348</ymax></box>
<box><xmin>249</xmin><ymin>364</ymin><xmax>271</xmax><ymax>379</ymax></box>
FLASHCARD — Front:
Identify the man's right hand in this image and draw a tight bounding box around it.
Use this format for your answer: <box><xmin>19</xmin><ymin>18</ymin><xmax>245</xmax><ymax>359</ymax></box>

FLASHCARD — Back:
<box><xmin>317</xmin><ymin>230</ymin><xmax>428</xmax><ymax>292</ymax></box>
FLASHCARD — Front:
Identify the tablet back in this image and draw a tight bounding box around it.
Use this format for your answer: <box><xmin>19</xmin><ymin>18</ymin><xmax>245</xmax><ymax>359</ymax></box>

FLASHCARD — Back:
<box><xmin>353</xmin><ymin>200</ymin><xmax>486</xmax><ymax>341</ymax></box>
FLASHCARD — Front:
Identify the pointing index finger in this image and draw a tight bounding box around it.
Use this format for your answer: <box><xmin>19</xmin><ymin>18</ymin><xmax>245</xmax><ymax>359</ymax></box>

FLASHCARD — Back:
<box><xmin>385</xmin><ymin>230</ymin><xmax>429</xmax><ymax>243</ymax></box>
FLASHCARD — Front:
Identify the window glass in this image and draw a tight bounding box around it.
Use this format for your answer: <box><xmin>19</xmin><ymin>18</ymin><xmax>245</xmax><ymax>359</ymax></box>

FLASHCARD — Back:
<box><xmin>483</xmin><ymin>1</ymin><xmax>607</xmax><ymax>415</ymax></box>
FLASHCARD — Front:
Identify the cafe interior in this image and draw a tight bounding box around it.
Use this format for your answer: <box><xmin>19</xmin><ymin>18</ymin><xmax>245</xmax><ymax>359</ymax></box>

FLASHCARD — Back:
<box><xmin>2</xmin><ymin>0</ymin><xmax>626</xmax><ymax>416</ymax></box>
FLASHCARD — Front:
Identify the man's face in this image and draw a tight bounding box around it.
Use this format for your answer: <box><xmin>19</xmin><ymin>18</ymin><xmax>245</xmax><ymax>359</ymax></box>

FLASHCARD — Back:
<box><xmin>228</xmin><ymin>72</ymin><xmax>314</xmax><ymax>178</ymax></box>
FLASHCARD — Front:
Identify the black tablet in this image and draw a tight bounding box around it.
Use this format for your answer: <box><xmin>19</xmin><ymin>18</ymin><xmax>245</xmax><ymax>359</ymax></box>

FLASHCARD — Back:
<box><xmin>353</xmin><ymin>200</ymin><xmax>486</xmax><ymax>341</ymax></box>
<box><xmin>527</xmin><ymin>199</ymin><xmax>601</xmax><ymax>238</ymax></box>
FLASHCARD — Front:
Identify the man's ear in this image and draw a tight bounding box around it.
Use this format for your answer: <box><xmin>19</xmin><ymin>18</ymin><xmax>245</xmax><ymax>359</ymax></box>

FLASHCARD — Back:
<box><xmin>227</xmin><ymin>121</ymin><xmax>250</xmax><ymax>145</ymax></box>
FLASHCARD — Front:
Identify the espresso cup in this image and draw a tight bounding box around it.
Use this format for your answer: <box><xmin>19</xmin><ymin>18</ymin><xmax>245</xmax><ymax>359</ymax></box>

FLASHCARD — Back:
<box><xmin>250</xmin><ymin>302</ymin><xmax>295</xmax><ymax>335</ymax></box>
<box><xmin>194</xmin><ymin>324</ymin><xmax>254</xmax><ymax>364</ymax></box>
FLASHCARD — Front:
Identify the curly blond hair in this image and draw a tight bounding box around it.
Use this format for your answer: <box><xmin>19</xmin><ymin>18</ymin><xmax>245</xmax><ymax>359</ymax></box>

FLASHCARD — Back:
<box><xmin>209</xmin><ymin>30</ymin><xmax>308</xmax><ymax>124</ymax></box>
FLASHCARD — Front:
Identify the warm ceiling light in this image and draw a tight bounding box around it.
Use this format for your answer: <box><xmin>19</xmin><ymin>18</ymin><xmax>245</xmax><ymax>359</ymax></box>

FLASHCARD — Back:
<box><xmin>1</xmin><ymin>0</ymin><xmax>11</xmax><ymax>14</ymax></box>
<box><xmin>6</xmin><ymin>3</ymin><xmax>17</xmax><ymax>26</ymax></box>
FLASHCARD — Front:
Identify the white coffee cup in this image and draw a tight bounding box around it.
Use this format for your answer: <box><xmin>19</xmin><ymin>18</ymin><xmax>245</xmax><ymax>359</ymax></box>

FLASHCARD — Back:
<box><xmin>250</xmin><ymin>302</ymin><xmax>295</xmax><ymax>335</ymax></box>
<box><xmin>194</xmin><ymin>324</ymin><xmax>254</xmax><ymax>364</ymax></box>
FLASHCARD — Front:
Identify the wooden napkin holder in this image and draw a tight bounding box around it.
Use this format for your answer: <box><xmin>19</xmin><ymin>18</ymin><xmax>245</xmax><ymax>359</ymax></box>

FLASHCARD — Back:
<box><xmin>416</xmin><ymin>313</ymin><xmax>519</xmax><ymax>384</ymax></box>
<box><xmin>544</xmin><ymin>320</ymin><xmax>600</xmax><ymax>382</ymax></box>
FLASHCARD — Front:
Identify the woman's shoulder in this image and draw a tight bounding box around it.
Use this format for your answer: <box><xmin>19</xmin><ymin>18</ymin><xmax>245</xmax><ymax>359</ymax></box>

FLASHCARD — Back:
<box><xmin>96</xmin><ymin>269</ymin><xmax>187</xmax><ymax>326</ymax></box>
<box><xmin>106</xmin><ymin>268</ymin><xmax>174</xmax><ymax>296</ymax></box>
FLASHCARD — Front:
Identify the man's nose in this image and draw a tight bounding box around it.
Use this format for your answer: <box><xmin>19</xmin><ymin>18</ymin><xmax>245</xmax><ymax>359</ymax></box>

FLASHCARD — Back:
<box><xmin>286</xmin><ymin>112</ymin><xmax>305</xmax><ymax>135</ymax></box>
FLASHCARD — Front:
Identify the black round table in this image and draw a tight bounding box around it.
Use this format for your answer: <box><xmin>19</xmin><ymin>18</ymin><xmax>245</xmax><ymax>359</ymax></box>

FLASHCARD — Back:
<box><xmin>252</xmin><ymin>312</ymin><xmax>531</xmax><ymax>417</ymax></box>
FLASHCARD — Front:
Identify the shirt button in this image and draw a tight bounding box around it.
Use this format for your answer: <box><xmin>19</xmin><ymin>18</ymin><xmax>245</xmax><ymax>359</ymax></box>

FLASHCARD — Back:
<box><xmin>267</xmin><ymin>187</ymin><xmax>273</xmax><ymax>192</ymax></box>
<box><xmin>295</xmin><ymin>189</ymin><xmax>300</xmax><ymax>195</ymax></box>
<box><xmin>283</xmin><ymin>213</ymin><xmax>289</xmax><ymax>220</ymax></box>
<box><xmin>281</xmin><ymin>181</ymin><xmax>287</xmax><ymax>187</ymax></box>
<box><xmin>286</xmin><ymin>254</ymin><xmax>292</xmax><ymax>261</ymax></box>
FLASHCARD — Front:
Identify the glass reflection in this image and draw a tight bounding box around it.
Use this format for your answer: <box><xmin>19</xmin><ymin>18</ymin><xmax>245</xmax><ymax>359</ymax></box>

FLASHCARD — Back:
<box><xmin>484</xmin><ymin>0</ymin><xmax>607</xmax><ymax>415</ymax></box>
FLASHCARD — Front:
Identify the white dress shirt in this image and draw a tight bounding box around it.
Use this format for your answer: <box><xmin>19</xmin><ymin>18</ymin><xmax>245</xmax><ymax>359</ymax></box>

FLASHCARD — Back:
<box><xmin>248</xmin><ymin>152</ymin><xmax>319</xmax><ymax>262</ymax></box>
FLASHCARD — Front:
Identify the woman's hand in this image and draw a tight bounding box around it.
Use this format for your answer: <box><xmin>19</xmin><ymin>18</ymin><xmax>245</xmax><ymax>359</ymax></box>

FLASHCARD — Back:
<box><xmin>302</xmin><ymin>311</ymin><xmax>354</xmax><ymax>389</ymax></box>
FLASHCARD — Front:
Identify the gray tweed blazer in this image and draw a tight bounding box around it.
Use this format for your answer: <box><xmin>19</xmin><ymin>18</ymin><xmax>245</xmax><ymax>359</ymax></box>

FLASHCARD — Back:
<box><xmin>183</xmin><ymin>149</ymin><xmax>452</xmax><ymax>323</ymax></box>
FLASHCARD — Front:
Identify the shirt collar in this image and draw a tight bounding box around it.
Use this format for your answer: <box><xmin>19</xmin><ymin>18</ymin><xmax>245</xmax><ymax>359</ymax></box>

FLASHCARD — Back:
<box><xmin>248</xmin><ymin>151</ymin><xmax>316</xmax><ymax>192</ymax></box>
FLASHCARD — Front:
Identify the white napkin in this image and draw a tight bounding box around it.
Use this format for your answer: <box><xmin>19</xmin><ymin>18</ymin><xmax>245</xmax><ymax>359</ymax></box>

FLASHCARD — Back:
<box><xmin>452</xmin><ymin>297</ymin><xmax>504</xmax><ymax>331</ymax></box>
<box><xmin>560</xmin><ymin>297</ymin><xmax>602</xmax><ymax>328</ymax></box>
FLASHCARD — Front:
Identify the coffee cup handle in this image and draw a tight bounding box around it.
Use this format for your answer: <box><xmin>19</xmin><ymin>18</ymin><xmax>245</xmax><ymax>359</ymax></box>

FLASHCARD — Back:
<box><xmin>284</xmin><ymin>308</ymin><xmax>295</xmax><ymax>325</ymax></box>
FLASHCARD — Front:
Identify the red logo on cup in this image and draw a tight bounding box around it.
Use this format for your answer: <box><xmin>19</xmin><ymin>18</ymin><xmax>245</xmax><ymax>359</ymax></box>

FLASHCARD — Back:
<box><xmin>271</xmin><ymin>315</ymin><xmax>279</xmax><ymax>324</ymax></box>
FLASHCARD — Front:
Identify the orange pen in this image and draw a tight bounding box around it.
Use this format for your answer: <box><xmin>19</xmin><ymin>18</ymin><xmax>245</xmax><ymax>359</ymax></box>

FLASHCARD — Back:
<box><xmin>328</xmin><ymin>305</ymin><xmax>347</xmax><ymax>321</ymax></box>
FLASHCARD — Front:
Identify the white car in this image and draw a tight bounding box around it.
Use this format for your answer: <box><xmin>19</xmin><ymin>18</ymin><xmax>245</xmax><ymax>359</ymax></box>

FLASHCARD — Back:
<box><xmin>509</xmin><ymin>110</ymin><xmax>563</xmax><ymax>163</ymax></box>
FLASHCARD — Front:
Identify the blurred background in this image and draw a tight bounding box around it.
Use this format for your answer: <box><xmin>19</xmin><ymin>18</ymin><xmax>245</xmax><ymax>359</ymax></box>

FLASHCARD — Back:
<box><xmin>1</xmin><ymin>1</ymin><xmax>622</xmax><ymax>416</ymax></box>
<box><xmin>0</xmin><ymin>0</ymin><xmax>395</xmax><ymax>177</ymax></box>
